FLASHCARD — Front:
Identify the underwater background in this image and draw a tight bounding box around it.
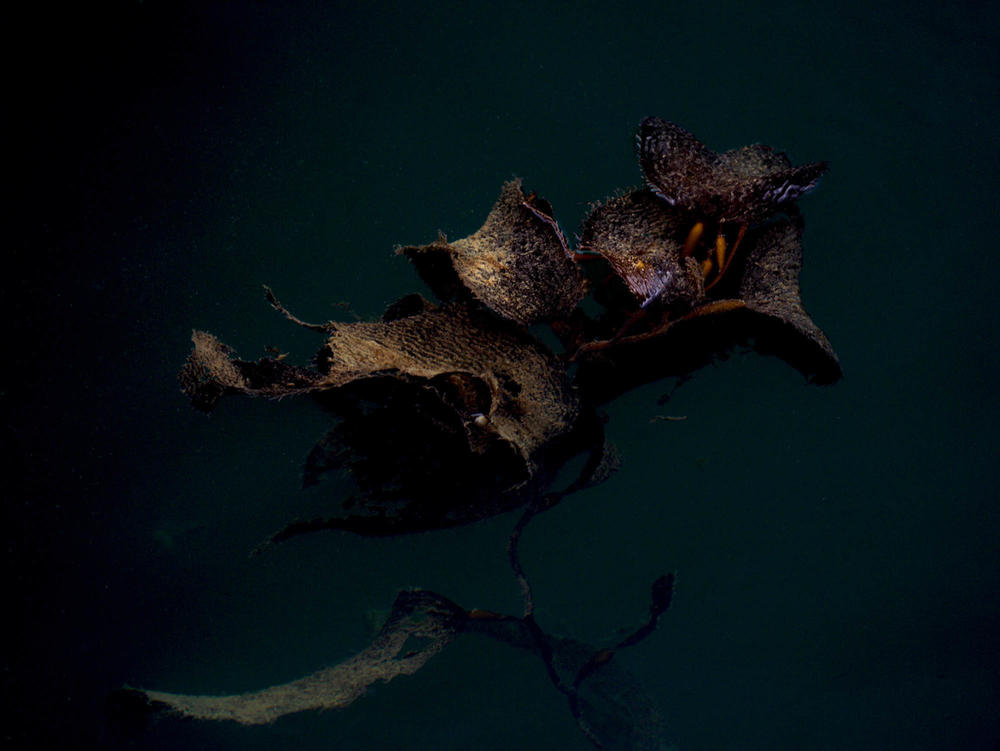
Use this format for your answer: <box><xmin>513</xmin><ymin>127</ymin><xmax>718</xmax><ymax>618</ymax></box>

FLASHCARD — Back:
<box><xmin>9</xmin><ymin>1</ymin><xmax>999</xmax><ymax>749</ymax></box>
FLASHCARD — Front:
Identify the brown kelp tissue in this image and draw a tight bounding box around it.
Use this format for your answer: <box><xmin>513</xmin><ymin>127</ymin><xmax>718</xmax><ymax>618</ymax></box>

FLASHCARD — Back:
<box><xmin>116</xmin><ymin>119</ymin><xmax>838</xmax><ymax>749</ymax></box>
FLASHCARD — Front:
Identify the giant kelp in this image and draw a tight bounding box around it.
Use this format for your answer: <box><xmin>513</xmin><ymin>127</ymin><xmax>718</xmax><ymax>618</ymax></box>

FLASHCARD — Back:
<box><xmin>122</xmin><ymin>118</ymin><xmax>840</xmax><ymax>749</ymax></box>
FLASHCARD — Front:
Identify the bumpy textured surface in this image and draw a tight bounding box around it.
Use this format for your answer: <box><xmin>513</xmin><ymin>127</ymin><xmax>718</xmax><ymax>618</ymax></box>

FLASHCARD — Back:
<box><xmin>180</xmin><ymin>298</ymin><xmax>579</xmax><ymax>472</ymax></box>
<box><xmin>118</xmin><ymin>590</ymin><xmax>467</xmax><ymax>725</ymax></box>
<box><xmin>638</xmin><ymin>117</ymin><xmax>828</xmax><ymax>224</ymax></box>
<box><xmin>178</xmin><ymin>330</ymin><xmax>325</xmax><ymax>411</ymax></box>
<box><xmin>579</xmin><ymin>188</ymin><xmax>704</xmax><ymax>309</ymax></box>
<box><xmin>574</xmin><ymin>212</ymin><xmax>842</xmax><ymax>402</ymax></box>
<box><xmin>179</xmin><ymin>296</ymin><xmax>594</xmax><ymax>536</ymax></box>
<box><xmin>314</xmin><ymin>299</ymin><xmax>579</xmax><ymax>466</ymax></box>
<box><xmin>400</xmin><ymin>179</ymin><xmax>586</xmax><ymax>325</ymax></box>
<box><xmin>116</xmin><ymin>581</ymin><xmax>672</xmax><ymax>749</ymax></box>
<box><xmin>735</xmin><ymin>214</ymin><xmax>841</xmax><ymax>379</ymax></box>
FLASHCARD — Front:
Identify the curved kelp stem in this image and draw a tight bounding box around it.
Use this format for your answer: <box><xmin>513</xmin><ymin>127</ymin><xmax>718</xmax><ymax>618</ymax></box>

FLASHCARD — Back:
<box><xmin>507</xmin><ymin>491</ymin><xmax>676</xmax><ymax>749</ymax></box>
<box><xmin>113</xmin><ymin>438</ymin><xmax>675</xmax><ymax>749</ymax></box>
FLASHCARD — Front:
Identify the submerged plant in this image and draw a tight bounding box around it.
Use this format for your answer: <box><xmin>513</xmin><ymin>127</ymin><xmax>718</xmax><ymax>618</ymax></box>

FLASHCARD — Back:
<box><xmin>117</xmin><ymin>118</ymin><xmax>839</xmax><ymax>749</ymax></box>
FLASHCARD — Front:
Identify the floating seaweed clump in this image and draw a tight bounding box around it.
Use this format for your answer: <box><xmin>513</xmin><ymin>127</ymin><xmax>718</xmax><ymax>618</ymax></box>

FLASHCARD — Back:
<box><xmin>122</xmin><ymin>119</ymin><xmax>840</xmax><ymax>749</ymax></box>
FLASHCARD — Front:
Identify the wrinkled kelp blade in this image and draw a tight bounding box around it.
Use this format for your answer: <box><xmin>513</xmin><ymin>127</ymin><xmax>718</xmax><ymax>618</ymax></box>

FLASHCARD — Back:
<box><xmin>116</xmin><ymin>581</ymin><xmax>673</xmax><ymax>749</ymax></box>
<box><xmin>579</xmin><ymin>189</ymin><xmax>704</xmax><ymax>309</ymax></box>
<box><xmin>180</xmin><ymin>298</ymin><xmax>580</xmax><ymax>470</ymax></box>
<box><xmin>638</xmin><ymin>117</ymin><xmax>720</xmax><ymax>210</ymax></box>
<box><xmin>574</xmin><ymin>214</ymin><xmax>840</xmax><ymax>403</ymax></box>
<box><xmin>638</xmin><ymin>116</ymin><xmax>828</xmax><ymax>224</ymax></box>
<box><xmin>400</xmin><ymin>179</ymin><xmax>585</xmax><ymax>325</ymax></box>
<box><xmin>114</xmin><ymin>590</ymin><xmax>466</xmax><ymax>725</ymax></box>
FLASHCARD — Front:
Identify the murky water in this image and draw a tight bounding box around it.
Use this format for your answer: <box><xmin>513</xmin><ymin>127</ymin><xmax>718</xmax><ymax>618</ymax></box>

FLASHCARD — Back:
<box><xmin>11</xmin><ymin>2</ymin><xmax>999</xmax><ymax>749</ymax></box>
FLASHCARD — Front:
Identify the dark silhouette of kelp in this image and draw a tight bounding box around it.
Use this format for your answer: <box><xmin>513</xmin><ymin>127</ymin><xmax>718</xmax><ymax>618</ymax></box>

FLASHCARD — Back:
<box><xmin>114</xmin><ymin>506</ymin><xmax>674</xmax><ymax>749</ymax></box>
<box><xmin>120</xmin><ymin>118</ymin><xmax>839</xmax><ymax>749</ymax></box>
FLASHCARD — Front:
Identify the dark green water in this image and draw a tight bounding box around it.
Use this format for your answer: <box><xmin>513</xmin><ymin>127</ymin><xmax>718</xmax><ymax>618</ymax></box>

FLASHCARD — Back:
<box><xmin>9</xmin><ymin>1</ymin><xmax>999</xmax><ymax>749</ymax></box>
